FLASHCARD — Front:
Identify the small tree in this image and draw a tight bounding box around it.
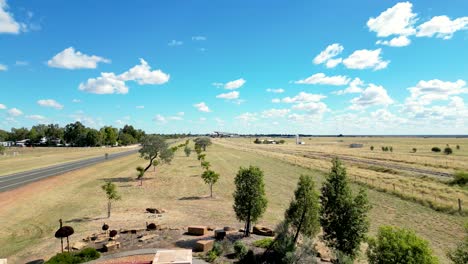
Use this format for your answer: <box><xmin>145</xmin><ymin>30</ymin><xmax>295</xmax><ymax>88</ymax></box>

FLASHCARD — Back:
<box><xmin>101</xmin><ymin>182</ymin><xmax>121</xmax><ymax>218</ymax></box>
<box><xmin>136</xmin><ymin>166</ymin><xmax>145</xmax><ymax>180</ymax></box>
<box><xmin>367</xmin><ymin>226</ymin><xmax>439</xmax><ymax>264</ymax></box>
<box><xmin>456</xmin><ymin>145</ymin><xmax>461</xmax><ymax>150</ymax></box>
<box><xmin>447</xmin><ymin>223</ymin><xmax>468</xmax><ymax>264</ymax></box>
<box><xmin>412</xmin><ymin>148</ymin><xmax>417</xmax><ymax>153</ymax></box>
<box><xmin>390</xmin><ymin>146</ymin><xmax>393</xmax><ymax>152</ymax></box>
<box><xmin>195</xmin><ymin>137</ymin><xmax>212</xmax><ymax>151</ymax></box>
<box><xmin>184</xmin><ymin>146</ymin><xmax>192</xmax><ymax>157</ymax></box>
<box><xmin>370</xmin><ymin>146</ymin><xmax>374</xmax><ymax>151</ymax></box>
<box><xmin>444</xmin><ymin>147</ymin><xmax>453</xmax><ymax>155</ymax></box>
<box><xmin>254</xmin><ymin>138</ymin><xmax>262</xmax><ymax>144</ymax></box>
<box><xmin>160</xmin><ymin>147</ymin><xmax>174</xmax><ymax>164</ymax></box>
<box><xmin>195</xmin><ymin>146</ymin><xmax>202</xmax><ymax>155</ymax></box>
<box><xmin>432</xmin><ymin>147</ymin><xmax>441</xmax><ymax>153</ymax></box>
<box><xmin>198</xmin><ymin>153</ymin><xmax>206</xmax><ymax>161</ymax></box>
<box><xmin>0</xmin><ymin>145</ymin><xmax>5</xmax><ymax>155</ymax></box>
<box><xmin>233</xmin><ymin>166</ymin><xmax>268</xmax><ymax>237</ymax></box>
<box><xmin>285</xmin><ymin>175</ymin><xmax>320</xmax><ymax>243</ymax></box>
<box><xmin>152</xmin><ymin>160</ymin><xmax>159</xmax><ymax>172</ymax></box>
<box><xmin>139</xmin><ymin>135</ymin><xmax>170</xmax><ymax>172</ymax></box>
<box><xmin>201</xmin><ymin>169</ymin><xmax>220</xmax><ymax>198</ymax></box>
<box><xmin>320</xmin><ymin>158</ymin><xmax>371</xmax><ymax>258</ymax></box>
<box><xmin>201</xmin><ymin>160</ymin><xmax>211</xmax><ymax>171</ymax></box>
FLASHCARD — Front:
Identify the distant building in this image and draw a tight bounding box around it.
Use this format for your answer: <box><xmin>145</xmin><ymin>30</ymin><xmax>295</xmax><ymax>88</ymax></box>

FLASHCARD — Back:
<box><xmin>0</xmin><ymin>141</ymin><xmax>14</xmax><ymax>147</ymax></box>
<box><xmin>15</xmin><ymin>139</ymin><xmax>30</xmax><ymax>147</ymax></box>
<box><xmin>212</xmin><ymin>131</ymin><xmax>239</xmax><ymax>138</ymax></box>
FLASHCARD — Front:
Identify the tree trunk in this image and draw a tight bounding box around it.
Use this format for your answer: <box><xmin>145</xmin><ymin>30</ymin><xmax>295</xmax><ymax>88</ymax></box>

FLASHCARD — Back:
<box><xmin>294</xmin><ymin>205</ymin><xmax>307</xmax><ymax>244</ymax></box>
<box><xmin>210</xmin><ymin>184</ymin><xmax>213</xmax><ymax>198</ymax></box>
<box><xmin>108</xmin><ymin>200</ymin><xmax>111</xmax><ymax>218</ymax></box>
<box><xmin>246</xmin><ymin>206</ymin><xmax>251</xmax><ymax>237</ymax></box>
<box><xmin>144</xmin><ymin>155</ymin><xmax>156</xmax><ymax>172</ymax></box>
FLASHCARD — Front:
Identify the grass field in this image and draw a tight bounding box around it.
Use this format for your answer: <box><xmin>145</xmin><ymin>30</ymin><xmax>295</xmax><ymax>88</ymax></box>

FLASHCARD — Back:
<box><xmin>0</xmin><ymin>146</ymin><xmax>138</xmax><ymax>176</ymax></box>
<box><xmin>0</xmin><ymin>141</ymin><xmax>465</xmax><ymax>263</ymax></box>
<box><xmin>216</xmin><ymin>137</ymin><xmax>468</xmax><ymax>215</ymax></box>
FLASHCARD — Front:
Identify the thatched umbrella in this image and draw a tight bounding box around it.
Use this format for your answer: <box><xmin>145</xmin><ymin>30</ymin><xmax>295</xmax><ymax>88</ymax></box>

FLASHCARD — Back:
<box><xmin>54</xmin><ymin>219</ymin><xmax>74</xmax><ymax>253</ymax></box>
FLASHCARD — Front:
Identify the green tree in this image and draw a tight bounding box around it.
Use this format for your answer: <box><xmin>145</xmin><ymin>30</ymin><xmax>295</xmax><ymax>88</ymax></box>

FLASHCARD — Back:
<box><xmin>139</xmin><ymin>135</ymin><xmax>170</xmax><ymax>172</ymax></box>
<box><xmin>64</xmin><ymin>122</ymin><xmax>86</xmax><ymax>146</ymax></box>
<box><xmin>201</xmin><ymin>169</ymin><xmax>220</xmax><ymax>198</ymax></box>
<box><xmin>118</xmin><ymin>133</ymin><xmax>136</xmax><ymax>146</ymax></box>
<box><xmin>447</xmin><ymin>223</ymin><xmax>468</xmax><ymax>264</ymax></box>
<box><xmin>195</xmin><ymin>145</ymin><xmax>202</xmax><ymax>155</ymax></box>
<box><xmin>152</xmin><ymin>160</ymin><xmax>159</xmax><ymax>172</ymax></box>
<box><xmin>320</xmin><ymin>158</ymin><xmax>371</xmax><ymax>258</ymax></box>
<box><xmin>197</xmin><ymin>153</ymin><xmax>206</xmax><ymax>161</ymax></box>
<box><xmin>159</xmin><ymin>147</ymin><xmax>175</xmax><ymax>164</ymax></box>
<box><xmin>101</xmin><ymin>182</ymin><xmax>121</xmax><ymax>218</ymax></box>
<box><xmin>285</xmin><ymin>175</ymin><xmax>320</xmax><ymax>243</ymax></box>
<box><xmin>100</xmin><ymin>126</ymin><xmax>118</xmax><ymax>146</ymax></box>
<box><xmin>86</xmin><ymin>129</ymin><xmax>101</xmax><ymax>146</ymax></box>
<box><xmin>184</xmin><ymin>145</ymin><xmax>192</xmax><ymax>157</ymax></box>
<box><xmin>367</xmin><ymin>226</ymin><xmax>439</xmax><ymax>264</ymax></box>
<box><xmin>195</xmin><ymin>137</ymin><xmax>212</xmax><ymax>151</ymax></box>
<box><xmin>233</xmin><ymin>166</ymin><xmax>268</xmax><ymax>237</ymax></box>
<box><xmin>444</xmin><ymin>147</ymin><xmax>453</xmax><ymax>155</ymax></box>
<box><xmin>0</xmin><ymin>145</ymin><xmax>5</xmax><ymax>155</ymax></box>
<box><xmin>201</xmin><ymin>160</ymin><xmax>211</xmax><ymax>170</ymax></box>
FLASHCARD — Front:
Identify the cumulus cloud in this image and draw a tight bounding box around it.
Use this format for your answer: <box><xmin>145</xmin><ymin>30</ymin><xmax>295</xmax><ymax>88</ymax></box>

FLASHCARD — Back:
<box><xmin>292</xmin><ymin>101</ymin><xmax>329</xmax><ymax>116</ymax></box>
<box><xmin>192</xmin><ymin>36</ymin><xmax>206</xmax><ymax>41</ymax></box>
<box><xmin>367</xmin><ymin>2</ymin><xmax>417</xmax><ymax>37</ymax></box>
<box><xmin>313</xmin><ymin>43</ymin><xmax>344</xmax><ymax>67</ymax></box>
<box><xmin>7</xmin><ymin>107</ymin><xmax>22</xmax><ymax>116</ymax></box>
<box><xmin>224</xmin><ymin>78</ymin><xmax>246</xmax><ymax>90</ymax></box>
<box><xmin>168</xmin><ymin>40</ymin><xmax>183</xmax><ymax>46</ymax></box>
<box><xmin>136</xmin><ymin>105</ymin><xmax>144</xmax><ymax>109</ymax></box>
<box><xmin>0</xmin><ymin>0</ymin><xmax>24</xmax><ymax>34</ymax></box>
<box><xmin>261</xmin><ymin>109</ymin><xmax>290</xmax><ymax>118</ymax></box>
<box><xmin>416</xmin><ymin>16</ymin><xmax>468</xmax><ymax>39</ymax></box>
<box><xmin>154</xmin><ymin>112</ymin><xmax>184</xmax><ymax>123</ymax></box>
<box><xmin>282</xmin><ymin>92</ymin><xmax>326</xmax><ymax>103</ymax></box>
<box><xmin>333</xmin><ymin>78</ymin><xmax>365</xmax><ymax>95</ymax></box>
<box><xmin>194</xmin><ymin>102</ymin><xmax>211</xmax><ymax>112</ymax></box>
<box><xmin>376</xmin><ymin>36</ymin><xmax>411</xmax><ymax>47</ymax></box>
<box><xmin>342</xmin><ymin>49</ymin><xmax>389</xmax><ymax>70</ymax></box>
<box><xmin>272</xmin><ymin>98</ymin><xmax>281</xmax><ymax>103</ymax></box>
<box><xmin>37</xmin><ymin>99</ymin><xmax>63</xmax><ymax>110</ymax></box>
<box><xmin>0</xmin><ymin>103</ymin><xmax>6</xmax><ymax>109</ymax></box>
<box><xmin>266</xmin><ymin>88</ymin><xmax>285</xmax><ymax>93</ymax></box>
<box><xmin>0</xmin><ymin>64</ymin><xmax>7</xmax><ymax>71</ymax></box>
<box><xmin>295</xmin><ymin>73</ymin><xmax>350</xmax><ymax>86</ymax></box>
<box><xmin>349</xmin><ymin>84</ymin><xmax>394</xmax><ymax>110</ymax></box>
<box><xmin>72</xmin><ymin>99</ymin><xmax>81</xmax><ymax>103</ymax></box>
<box><xmin>236</xmin><ymin>112</ymin><xmax>257</xmax><ymax>122</ymax></box>
<box><xmin>216</xmin><ymin>91</ymin><xmax>239</xmax><ymax>100</ymax></box>
<box><xmin>48</xmin><ymin>47</ymin><xmax>110</xmax><ymax>69</ymax></box>
<box><xmin>79</xmin><ymin>59</ymin><xmax>169</xmax><ymax>94</ymax></box>
<box><xmin>26</xmin><ymin>114</ymin><xmax>47</xmax><ymax>122</ymax></box>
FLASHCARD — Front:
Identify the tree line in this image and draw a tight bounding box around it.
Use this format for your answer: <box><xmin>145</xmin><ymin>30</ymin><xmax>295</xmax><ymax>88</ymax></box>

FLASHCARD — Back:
<box><xmin>0</xmin><ymin>122</ymin><xmax>145</xmax><ymax>147</ymax></box>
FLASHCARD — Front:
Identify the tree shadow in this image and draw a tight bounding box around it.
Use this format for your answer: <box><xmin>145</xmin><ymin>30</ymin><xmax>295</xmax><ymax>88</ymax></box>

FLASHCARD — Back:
<box><xmin>65</xmin><ymin>216</ymin><xmax>105</xmax><ymax>223</ymax></box>
<box><xmin>101</xmin><ymin>177</ymin><xmax>133</xmax><ymax>183</ymax></box>
<box><xmin>25</xmin><ymin>260</ymin><xmax>45</xmax><ymax>264</ymax></box>
<box><xmin>178</xmin><ymin>196</ymin><xmax>205</xmax><ymax>200</ymax></box>
<box><xmin>190</xmin><ymin>174</ymin><xmax>200</xmax><ymax>177</ymax></box>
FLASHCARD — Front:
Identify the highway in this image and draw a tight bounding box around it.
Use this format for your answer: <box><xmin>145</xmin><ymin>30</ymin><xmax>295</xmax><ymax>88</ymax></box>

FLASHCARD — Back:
<box><xmin>0</xmin><ymin>149</ymin><xmax>139</xmax><ymax>192</ymax></box>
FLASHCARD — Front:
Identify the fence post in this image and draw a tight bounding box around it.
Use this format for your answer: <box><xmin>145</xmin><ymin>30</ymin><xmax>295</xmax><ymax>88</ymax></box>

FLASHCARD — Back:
<box><xmin>458</xmin><ymin>199</ymin><xmax>462</xmax><ymax>213</ymax></box>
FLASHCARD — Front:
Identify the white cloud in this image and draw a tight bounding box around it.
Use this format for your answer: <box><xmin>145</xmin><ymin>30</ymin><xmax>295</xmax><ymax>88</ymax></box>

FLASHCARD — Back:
<box><xmin>376</xmin><ymin>36</ymin><xmax>411</xmax><ymax>47</ymax></box>
<box><xmin>136</xmin><ymin>105</ymin><xmax>144</xmax><ymax>109</ymax></box>
<box><xmin>0</xmin><ymin>0</ymin><xmax>24</xmax><ymax>34</ymax></box>
<box><xmin>295</xmin><ymin>73</ymin><xmax>350</xmax><ymax>86</ymax></box>
<box><xmin>266</xmin><ymin>88</ymin><xmax>285</xmax><ymax>93</ymax></box>
<box><xmin>350</xmin><ymin>84</ymin><xmax>394</xmax><ymax>110</ymax></box>
<box><xmin>224</xmin><ymin>78</ymin><xmax>246</xmax><ymax>90</ymax></box>
<box><xmin>367</xmin><ymin>2</ymin><xmax>417</xmax><ymax>37</ymax></box>
<box><xmin>416</xmin><ymin>16</ymin><xmax>468</xmax><ymax>39</ymax></box>
<box><xmin>168</xmin><ymin>40</ymin><xmax>183</xmax><ymax>46</ymax></box>
<box><xmin>212</xmin><ymin>82</ymin><xmax>223</xmax><ymax>87</ymax></box>
<box><xmin>119</xmin><ymin>58</ymin><xmax>170</xmax><ymax>85</ymax></box>
<box><xmin>261</xmin><ymin>108</ymin><xmax>290</xmax><ymax>118</ymax></box>
<box><xmin>282</xmin><ymin>92</ymin><xmax>326</xmax><ymax>103</ymax></box>
<box><xmin>47</xmin><ymin>47</ymin><xmax>110</xmax><ymax>69</ymax></box>
<box><xmin>15</xmin><ymin>60</ymin><xmax>28</xmax><ymax>66</ymax></box>
<box><xmin>313</xmin><ymin>43</ymin><xmax>344</xmax><ymax>67</ymax></box>
<box><xmin>194</xmin><ymin>102</ymin><xmax>211</xmax><ymax>112</ymax></box>
<box><xmin>79</xmin><ymin>58</ymin><xmax>169</xmax><ymax>94</ymax></box>
<box><xmin>79</xmin><ymin>72</ymin><xmax>128</xmax><ymax>94</ymax></box>
<box><xmin>236</xmin><ymin>112</ymin><xmax>257</xmax><ymax>122</ymax></box>
<box><xmin>0</xmin><ymin>103</ymin><xmax>5</xmax><ymax>109</ymax></box>
<box><xmin>216</xmin><ymin>91</ymin><xmax>239</xmax><ymax>100</ymax></box>
<box><xmin>37</xmin><ymin>99</ymin><xmax>63</xmax><ymax>110</ymax></box>
<box><xmin>0</xmin><ymin>64</ymin><xmax>7</xmax><ymax>71</ymax></box>
<box><xmin>192</xmin><ymin>36</ymin><xmax>206</xmax><ymax>41</ymax></box>
<box><xmin>272</xmin><ymin>98</ymin><xmax>281</xmax><ymax>103</ymax></box>
<box><xmin>26</xmin><ymin>115</ymin><xmax>47</xmax><ymax>122</ymax></box>
<box><xmin>333</xmin><ymin>78</ymin><xmax>365</xmax><ymax>95</ymax></box>
<box><xmin>405</xmin><ymin>79</ymin><xmax>467</xmax><ymax>109</ymax></box>
<box><xmin>292</xmin><ymin>101</ymin><xmax>329</xmax><ymax>116</ymax></box>
<box><xmin>7</xmin><ymin>107</ymin><xmax>22</xmax><ymax>116</ymax></box>
<box><xmin>342</xmin><ymin>49</ymin><xmax>389</xmax><ymax>70</ymax></box>
<box><xmin>72</xmin><ymin>99</ymin><xmax>81</xmax><ymax>103</ymax></box>
<box><xmin>153</xmin><ymin>113</ymin><xmax>184</xmax><ymax>123</ymax></box>
<box><xmin>153</xmin><ymin>114</ymin><xmax>166</xmax><ymax>123</ymax></box>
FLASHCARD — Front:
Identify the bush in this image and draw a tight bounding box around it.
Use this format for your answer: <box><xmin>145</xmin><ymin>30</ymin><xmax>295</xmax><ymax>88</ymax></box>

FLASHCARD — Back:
<box><xmin>234</xmin><ymin>240</ymin><xmax>248</xmax><ymax>259</ymax></box>
<box><xmin>412</xmin><ymin>148</ymin><xmax>417</xmax><ymax>153</ymax></box>
<box><xmin>75</xmin><ymin>248</ymin><xmax>100</xmax><ymax>262</ymax></box>
<box><xmin>252</xmin><ymin>238</ymin><xmax>274</xmax><ymax>248</ymax></box>
<box><xmin>45</xmin><ymin>248</ymin><xmax>100</xmax><ymax>264</ymax></box>
<box><xmin>450</xmin><ymin>171</ymin><xmax>468</xmax><ymax>186</ymax></box>
<box><xmin>204</xmin><ymin>250</ymin><xmax>218</xmax><ymax>263</ymax></box>
<box><xmin>370</xmin><ymin>146</ymin><xmax>374</xmax><ymax>151</ymax></box>
<box><xmin>432</xmin><ymin>147</ymin><xmax>441</xmax><ymax>153</ymax></box>
<box><xmin>367</xmin><ymin>226</ymin><xmax>439</xmax><ymax>264</ymax></box>
<box><xmin>447</xmin><ymin>223</ymin><xmax>468</xmax><ymax>264</ymax></box>
<box><xmin>456</xmin><ymin>145</ymin><xmax>461</xmax><ymax>150</ymax></box>
<box><xmin>444</xmin><ymin>147</ymin><xmax>453</xmax><ymax>155</ymax></box>
<box><xmin>0</xmin><ymin>145</ymin><xmax>5</xmax><ymax>155</ymax></box>
<box><xmin>254</xmin><ymin>138</ymin><xmax>262</xmax><ymax>144</ymax></box>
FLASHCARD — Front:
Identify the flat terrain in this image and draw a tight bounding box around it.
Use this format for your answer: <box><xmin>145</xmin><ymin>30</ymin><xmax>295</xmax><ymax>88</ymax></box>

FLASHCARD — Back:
<box><xmin>0</xmin><ymin>141</ymin><xmax>465</xmax><ymax>263</ymax></box>
<box><xmin>0</xmin><ymin>146</ymin><xmax>138</xmax><ymax>176</ymax></box>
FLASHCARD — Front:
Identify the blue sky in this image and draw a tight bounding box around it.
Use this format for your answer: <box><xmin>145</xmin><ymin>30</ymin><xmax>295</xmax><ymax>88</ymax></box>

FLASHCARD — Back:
<box><xmin>1</xmin><ymin>0</ymin><xmax>467</xmax><ymax>134</ymax></box>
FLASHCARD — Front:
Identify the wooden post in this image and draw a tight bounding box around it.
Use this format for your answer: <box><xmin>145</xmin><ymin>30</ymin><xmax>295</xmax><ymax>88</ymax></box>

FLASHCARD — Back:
<box><xmin>393</xmin><ymin>184</ymin><xmax>395</xmax><ymax>192</ymax></box>
<box><xmin>458</xmin><ymin>199</ymin><xmax>462</xmax><ymax>213</ymax></box>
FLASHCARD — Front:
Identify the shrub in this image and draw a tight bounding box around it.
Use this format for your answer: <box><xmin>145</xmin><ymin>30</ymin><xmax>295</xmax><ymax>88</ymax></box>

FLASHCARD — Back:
<box><xmin>204</xmin><ymin>250</ymin><xmax>218</xmax><ymax>263</ymax></box>
<box><xmin>367</xmin><ymin>226</ymin><xmax>439</xmax><ymax>264</ymax></box>
<box><xmin>444</xmin><ymin>147</ymin><xmax>453</xmax><ymax>155</ymax></box>
<box><xmin>432</xmin><ymin>147</ymin><xmax>441</xmax><ymax>153</ymax></box>
<box><xmin>278</xmin><ymin>139</ymin><xmax>286</xmax><ymax>144</ymax></box>
<box><xmin>45</xmin><ymin>248</ymin><xmax>100</xmax><ymax>264</ymax></box>
<box><xmin>390</xmin><ymin>146</ymin><xmax>393</xmax><ymax>152</ymax></box>
<box><xmin>370</xmin><ymin>146</ymin><xmax>374</xmax><ymax>151</ymax></box>
<box><xmin>447</xmin><ymin>223</ymin><xmax>468</xmax><ymax>264</ymax></box>
<box><xmin>450</xmin><ymin>171</ymin><xmax>468</xmax><ymax>186</ymax></box>
<box><xmin>211</xmin><ymin>242</ymin><xmax>224</xmax><ymax>256</ymax></box>
<box><xmin>412</xmin><ymin>148</ymin><xmax>417</xmax><ymax>153</ymax></box>
<box><xmin>0</xmin><ymin>145</ymin><xmax>5</xmax><ymax>155</ymax></box>
<box><xmin>456</xmin><ymin>145</ymin><xmax>461</xmax><ymax>150</ymax></box>
<box><xmin>254</xmin><ymin>138</ymin><xmax>262</xmax><ymax>144</ymax></box>
<box><xmin>234</xmin><ymin>240</ymin><xmax>248</xmax><ymax>259</ymax></box>
<box><xmin>252</xmin><ymin>238</ymin><xmax>274</xmax><ymax>248</ymax></box>
<box><xmin>75</xmin><ymin>248</ymin><xmax>100</xmax><ymax>262</ymax></box>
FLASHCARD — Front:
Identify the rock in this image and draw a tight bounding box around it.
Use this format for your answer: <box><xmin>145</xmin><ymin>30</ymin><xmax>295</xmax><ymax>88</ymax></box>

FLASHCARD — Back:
<box><xmin>223</xmin><ymin>226</ymin><xmax>235</xmax><ymax>231</ymax></box>
<box><xmin>138</xmin><ymin>234</ymin><xmax>157</xmax><ymax>242</ymax></box>
<box><xmin>146</xmin><ymin>208</ymin><xmax>166</xmax><ymax>214</ymax></box>
<box><xmin>253</xmin><ymin>225</ymin><xmax>275</xmax><ymax>237</ymax></box>
<box><xmin>214</xmin><ymin>229</ymin><xmax>226</xmax><ymax>240</ymax></box>
<box><xmin>187</xmin><ymin>226</ymin><xmax>207</xmax><ymax>236</ymax></box>
<box><xmin>194</xmin><ymin>239</ymin><xmax>215</xmax><ymax>252</ymax></box>
<box><xmin>207</xmin><ymin>226</ymin><xmax>216</xmax><ymax>231</ymax></box>
<box><xmin>68</xmin><ymin>241</ymin><xmax>87</xmax><ymax>251</ymax></box>
<box><xmin>103</xmin><ymin>241</ymin><xmax>120</xmax><ymax>251</ymax></box>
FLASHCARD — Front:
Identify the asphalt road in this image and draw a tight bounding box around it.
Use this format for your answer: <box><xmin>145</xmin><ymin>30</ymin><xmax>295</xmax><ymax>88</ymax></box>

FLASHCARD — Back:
<box><xmin>0</xmin><ymin>148</ymin><xmax>140</xmax><ymax>192</ymax></box>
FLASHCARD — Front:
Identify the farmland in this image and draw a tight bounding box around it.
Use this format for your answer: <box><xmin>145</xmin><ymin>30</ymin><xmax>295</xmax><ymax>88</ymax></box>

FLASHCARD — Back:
<box><xmin>0</xmin><ymin>139</ymin><xmax>466</xmax><ymax>263</ymax></box>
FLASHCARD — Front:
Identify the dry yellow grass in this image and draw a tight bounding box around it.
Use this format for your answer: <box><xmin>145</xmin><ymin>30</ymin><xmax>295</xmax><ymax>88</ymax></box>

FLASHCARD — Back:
<box><xmin>216</xmin><ymin>138</ymin><xmax>468</xmax><ymax>214</ymax></box>
<box><xmin>0</xmin><ymin>146</ymin><xmax>138</xmax><ymax>176</ymax></box>
<box><xmin>0</xmin><ymin>142</ymin><xmax>465</xmax><ymax>263</ymax></box>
